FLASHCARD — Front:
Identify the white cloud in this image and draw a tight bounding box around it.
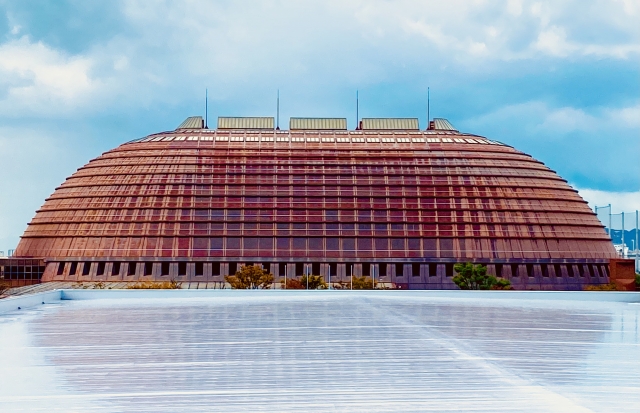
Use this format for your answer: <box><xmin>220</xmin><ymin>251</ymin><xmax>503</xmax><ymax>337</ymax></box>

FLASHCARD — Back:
<box><xmin>466</xmin><ymin>100</ymin><xmax>640</xmax><ymax>135</ymax></box>
<box><xmin>0</xmin><ymin>37</ymin><xmax>98</xmax><ymax>116</ymax></box>
<box><xmin>578</xmin><ymin>188</ymin><xmax>640</xmax><ymax>214</ymax></box>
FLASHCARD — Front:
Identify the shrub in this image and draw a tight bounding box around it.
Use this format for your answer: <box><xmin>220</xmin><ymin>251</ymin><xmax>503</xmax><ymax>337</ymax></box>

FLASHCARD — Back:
<box><xmin>280</xmin><ymin>275</ymin><xmax>327</xmax><ymax>289</ymax></box>
<box><xmin>300</xmin><ymin>274</ymin><xmax>327</xmax><ymax>289</ymax></box>
<box><xmin>352</xmin><ymin>276</ymin><xmax>374</xmax><ymax>290</ymax></box>
<box><xmin>491</xmin><ymin>277</ymin><xmax>513</xmax><ymax>290</ymax></box>
<box><xmin>280</xmin><ymin>277</ymin><xmax>305</xmax><ymax>289</ymax></box>
<box><xmin>127</xmin><ymin>279</ymin><xmax>182</xmax><ymax>289</ymax></box>
<box><xmin>584</xmin><ymin>283</ymin><xmax>618</xmax><ymax>291</ymax></box>
<box><xmin>0</xmin><ymin>281</ymin><xmax>9</xmax><ymax>296</ymax></box>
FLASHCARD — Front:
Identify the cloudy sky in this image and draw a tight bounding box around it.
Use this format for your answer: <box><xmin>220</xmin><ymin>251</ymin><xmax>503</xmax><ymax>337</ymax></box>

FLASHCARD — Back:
<box><xmin>0</xmin><ymin>0</ymin><xmax>639</xmax><ymax>251</ymax></box>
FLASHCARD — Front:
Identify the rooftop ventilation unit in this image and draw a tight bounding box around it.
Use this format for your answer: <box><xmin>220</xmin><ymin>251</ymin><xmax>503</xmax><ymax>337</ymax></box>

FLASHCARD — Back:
<box><xmin>361</xmin><ymin>118</ymin><xmax>419</xmax><ymax>130</ymax></box>
<box><xmin>176</xmin><ymin>116</ymin><xmax>205</xmax><ymax>130</ymax></box>
<box><xmin>217</xmin><ymin>117</ymin><xmax>275</xmax><ymax>130</ymax></box>
<box><xmin>290</xmin><ymin>118</ymin><xmax>347</xmax><ymax>130</ymax></box>
<box><xmin>429</xmin><ymin>118</ymin><xmax>457</xmax><ymax>131</ymax></box>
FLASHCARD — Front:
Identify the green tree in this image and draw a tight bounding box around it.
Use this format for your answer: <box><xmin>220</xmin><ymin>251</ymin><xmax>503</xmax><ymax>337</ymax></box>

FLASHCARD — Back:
<box><xmin>452</xmin><ymin>263</ymin><xmax>511</xmax><ymax>290</ymax></box>
<box><xmin>225</xmin><ymin>265</ymin><xmax>274</xmax><ymax>289</ymax></box>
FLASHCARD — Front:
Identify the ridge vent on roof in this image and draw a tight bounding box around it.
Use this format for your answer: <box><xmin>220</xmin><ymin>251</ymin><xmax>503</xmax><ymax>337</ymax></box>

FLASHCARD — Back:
<box><xmin>361</xmin><ymin>118</ymin><xmax>419</xmax><ymax>130</ymax></box>
<box><xmin>290</xmin><ymin>118</ymin><xmax>347</xmax><ymax>130</ymax></box>
<box><xmin>218</xmin><ymin>117</ymin><xmax>275</xmax><ymax>130</ymax></box>
<box><xmin>431</xmin><ymin>118</ymin><xmax>457</xmax><ymax>131</ymax></box>
<box><xmin>176</xmin><ymin>116</ymin><xmax>204</xmax><ymax>130</ymax></box>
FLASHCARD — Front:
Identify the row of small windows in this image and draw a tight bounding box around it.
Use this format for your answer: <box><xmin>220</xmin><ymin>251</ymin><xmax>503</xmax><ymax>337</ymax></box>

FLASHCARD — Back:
<box><xmin>45</xmin><ymin>191</ymin><xmax>584</xmax><ymax>208</ymax></box>
<box><xmin>68</xmin><ymin>170</ymin><xmax>560</xmax><ymax>187</ymax></box>
<box><xmin>77</xmin><ymin>164</ymin><xmax>552</xmax><ymax>179</ymax></box>
<box><xmin>55</xmin><ymin>261</ymin><xmax>609</xmax><ymax>280</ymax></box>
<box><xmin>24</xmin><ymin>223</ymin><xmax>608</xmax><ymax>239</ymax></box>
<box><xmin>89</xmin><ymin>158</ymin><xmax>542</xmax><ymax>172</ymax></box>
<box><xmin>137</xmin><ymin>135</ymin><xmax>498</xmax><ymax>145</ymax></box>
<box><xmin>43</xmin><ymin>196</ymin><xmax>585</xmax><ymax>208</ymax></box>
<box><xmin>34</xmin><ymin>209</ymin><xmax>595</xmax><ymax>227</ymax></box>
<box><xmin>1</xmin><ymin>265</ymin><xmax>46</xmax><ymax>280</ymax></box>
<box><xmin>40</xmin><ymin>199</ymin><xmax>588</xmax><ymax>214</ymax></box>
<box><xmin>52</xmin><ymin>182</ymin><xmax>576</xmax><ymax>200</ymax></box>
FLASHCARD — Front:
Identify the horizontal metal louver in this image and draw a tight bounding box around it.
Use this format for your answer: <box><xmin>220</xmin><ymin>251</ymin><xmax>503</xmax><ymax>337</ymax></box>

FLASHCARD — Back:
<box><xmin>361</xmin><ymin>118</ymin><xmax>419</xmax><ymax>130</ymax></box>
<box><xmin>290</xmin><ymin>118</ymin><xmax>347</xmax><ymax>130</ymax></box>
<box><xmin>176</xmin><ymin>116</ymin><xmax>204</xmax><ymax>130</ymax></box>
<box><xmin>217</xmin><ymin>117</ymin><xmax>274</xmax><ymax>130</ymax></box>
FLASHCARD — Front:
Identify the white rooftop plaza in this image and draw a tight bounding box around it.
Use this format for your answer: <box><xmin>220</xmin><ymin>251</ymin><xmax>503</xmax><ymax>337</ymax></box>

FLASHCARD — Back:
<box><xmin>1</xmin><ymin>290</ymin><xmax>639</xmax><ymax>412</ymax></box>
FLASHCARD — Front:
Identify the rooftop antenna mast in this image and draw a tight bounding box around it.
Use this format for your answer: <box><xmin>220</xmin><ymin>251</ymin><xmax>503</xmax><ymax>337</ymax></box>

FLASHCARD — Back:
<box><xmin>276</xmin><ymin>89</ymin><xmax>280</xmax><ymax>130</ymax></box>
<box><xmin>427</xmin><ymin>87</ymin><xmax>430</xmax><ymax>123</ymax></box>
<box><xmin>356</xmin><ymin>90</ymin><xmax>359</xmax><ymax>130</ymax></box>
<box><xmin>205</xmin><ymin>88</ymin><xmax>208</xmax><ymax>129</ymax></box>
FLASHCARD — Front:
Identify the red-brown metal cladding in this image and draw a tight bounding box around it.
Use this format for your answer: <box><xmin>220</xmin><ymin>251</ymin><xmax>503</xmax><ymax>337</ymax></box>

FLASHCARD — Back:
<box><xmin>14</xmin><ymin>129</ymin><xmax>616</xmax><ymax>279</ymax></box>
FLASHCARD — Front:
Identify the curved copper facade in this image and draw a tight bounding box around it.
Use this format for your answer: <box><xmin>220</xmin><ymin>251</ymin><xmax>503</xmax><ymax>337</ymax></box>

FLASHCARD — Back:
<box><xmin>15</xmin><ymin>127</ymin><xmax>616</xmax><ymax>289</ymax></box>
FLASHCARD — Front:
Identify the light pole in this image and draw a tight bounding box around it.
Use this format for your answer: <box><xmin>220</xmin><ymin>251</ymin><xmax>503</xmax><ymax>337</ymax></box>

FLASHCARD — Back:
<box><xmin>306</xmin><ymin>265</ymin><xmax>309</xmax><ymax>290</ymax></box>
<box><xmin>328</xmin><ymin>264</ymin><xmax>331</xmax><ymax>290</ymax></box>
<box><xmin>635</xmin><ymin>209</ymin><xmax>640</xmax><ymax>271</ymax></box>
<box><xmin>350</xmin><ymin>265</ymin><xmax>353</xmax><ymax>290</ymax></box>
<box><xmin>622</xmin><ymin>213</ymin><xmax>626</xmax><ymax>258</ymax></box>
<box><xmin>284</xmin><ymin>264</ymin><xmax>287</xmax><ymax>290</ymax></box>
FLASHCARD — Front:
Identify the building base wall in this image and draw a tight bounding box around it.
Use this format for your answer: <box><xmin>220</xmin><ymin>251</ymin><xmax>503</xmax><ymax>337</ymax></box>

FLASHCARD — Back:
<box><xmin>38</xmin><ymin>258</ymin><xmax>616</xmax><ymax>291</ymax></box>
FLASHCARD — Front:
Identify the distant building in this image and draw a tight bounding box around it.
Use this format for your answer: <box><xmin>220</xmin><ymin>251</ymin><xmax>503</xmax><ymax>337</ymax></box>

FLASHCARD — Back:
<box><xmin>12</xmin><ymin>116</ymin><xmax>617</xmax><ymax>289</ymax></box>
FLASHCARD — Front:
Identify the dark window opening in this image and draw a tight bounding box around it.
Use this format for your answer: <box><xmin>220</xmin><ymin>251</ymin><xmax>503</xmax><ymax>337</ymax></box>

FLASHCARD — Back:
<box><xmin>346</xmin><ymin>263</ymin><xmax>354</xmax><ymax>277</ymax></box>
<box><xmin>212</xmin><ymin>262</ymin><xmax>221</xmax><ymax>276</ymax></box>
<box><xmin>554</xmin><ymin>264</ymin><xmax>562</xmax><ymax>277</ymax></box>
<box><xmin>128</xmin><ymin>263</ymin><xmax>137</xmax><ymax>276</ymax></box>
<box><xmin>445</xmin><ymin>263</ymin><xmax>454</xmax><ymax>277</ymax></box>
<box><xmin>178</xmin><ymin>262</ymin><xmax>187</xmax><ymax>276</ymax></box>
<box><xmin>112</xmin><ymin>262</ymin><xmax>121</xmax><ymax>276</ymax></box>
<box><xmin>511</xmin><ymin>264</ymin><xmax>519</xmax><ymax>277</ymax></box>
<box><xmin>278</xmin><ymin>263</ymin><xmax>287</xmax><ymax>277</ymax></box>
<box><xmin>82</xmin><ymin>262</ymin><xmax>91</xmax><ymax>276</ymax></box>
<box><xmin>295</xmin><ymin>262</ymin><xmax>304</xmax><ymax>276</ymax></box>
<box><xmin>69</xmin><ymin>262</ymin><xmax>78</xmax><ymax>275</ymax></box>
<box><xmin>57</xmin><ymin>262</ymin><xmax>65</xmax><ymax>276</ymax></box>
<box><xmin>569</xmin><ymin>265</ymin><xmax>576</xmax><ymax>277</ymax></box>
<box><xmin>144</xmin><ymin>262</ymin><xmax>153</xmax><ymax>276</ymax></box>
<box><xmin>526</xmin><ymin>264</ymin><xmax>534</xmax><ymax>278</ymax></box>
<box><xmin>541</xmin><ymin>264</ymin><xmax>549</xmax><ymax>277</ymax></box>
<box><xmin>362</xmin><ymin>263</ymin><xmax>371</xmax><ymax>277</ymax></box>
<box><xmin>96</xmin><ymin>262</ymin><xmax>105</xmax><ymax>276</ymax></box>
<box><xmin>161</xmin><ymin>262</ymin><xmax>170</xmax><ymax>276</ymax></box>
<box><xmin>379</xmin><ymin>263</ymin><xmax>387</xmax><ymax>277</ymax></box>
<box><xmin>329</xmin><ymin>263</ymin><xmax>337</xmax><ymax>278</ymax></box>
<box><xmin>412</xmin><ymin>263</ymin><xmax>420</xmax><ymax>277</ymax></box>
<box><xmin>229</xmin><ymin>262</ymin><xmax>238</xmax><ymax>275</ymax></box>
<box><xmin>495</xmin><ymin>264</ymin><xmax>503</xmax><ymax>278</ymax></box>
<box><xmin>312</xmin><ymin>262</ymin><xmax>320</xmax><ymax>275</ymax></box>
<box><xmin>428</xmin><ymin>264</ymin><xmax>438</xmax><ymax>277</ymax></box>
<box><xmin>581</xmin><ymin>265</ymin><xmax>589</xmax><ymax>277</ymax></box>
<box><xmin>195</xmin><ymin>262</ymin><xmax>204</xmax><ymax>276</ymax></box>
<box><xmin>395</xmin><ymin>263</ymin><xmax>403</xmax><ymax>277</ymax></box>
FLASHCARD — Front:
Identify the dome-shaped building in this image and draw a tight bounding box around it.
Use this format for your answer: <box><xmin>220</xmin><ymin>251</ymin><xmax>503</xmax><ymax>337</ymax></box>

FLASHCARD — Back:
<box><xmin>14</xmin><ymin>116</ymin><xmax>616</xmax><ymax>289</ymax></box>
